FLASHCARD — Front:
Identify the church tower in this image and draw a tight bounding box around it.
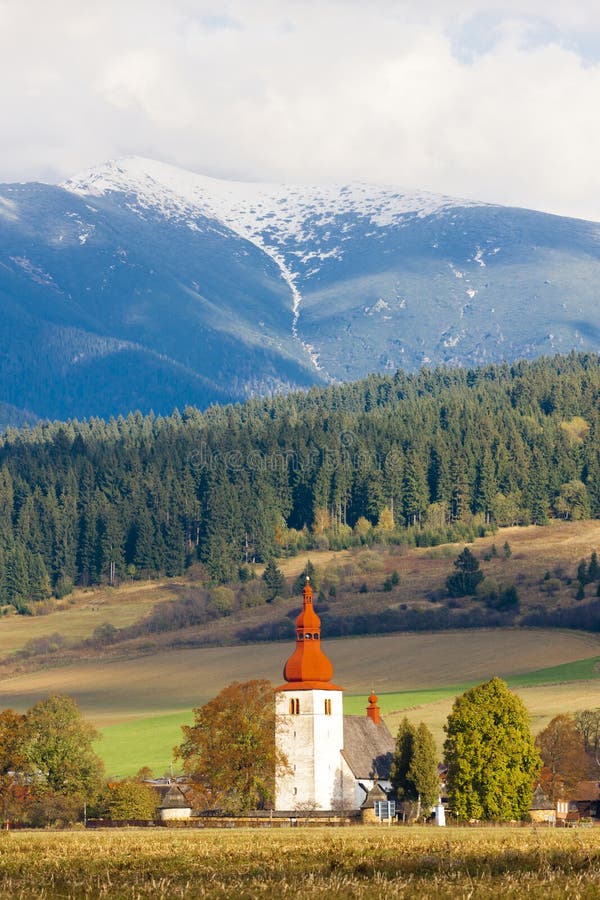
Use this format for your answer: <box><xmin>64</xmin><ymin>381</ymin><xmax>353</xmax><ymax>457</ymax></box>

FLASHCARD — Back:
<box><xmin>274</xmin><ymin>578</ymin><xmax>344</xmax><ymax>811</ymax></box>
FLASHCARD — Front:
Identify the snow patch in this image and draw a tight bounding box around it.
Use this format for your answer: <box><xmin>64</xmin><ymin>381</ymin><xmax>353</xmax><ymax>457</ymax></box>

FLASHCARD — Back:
<box><xmin>63</xmin><ymin>156</ymin><xmax>486</xmax><ymax>378</ymax></box>
<box><xmin>365</xmin><ymin>298</ymin><xmax>391</xmax><ymax>316</ymax></box>
<box><xmin>10</xmin><ymin>256</ymin><xmax>60</xmax><ymax>291</ymax></box>
<box><xmin>0</xmin><ymin>195</ymin><xmax>18</xmax><ymax>221</ymax></box>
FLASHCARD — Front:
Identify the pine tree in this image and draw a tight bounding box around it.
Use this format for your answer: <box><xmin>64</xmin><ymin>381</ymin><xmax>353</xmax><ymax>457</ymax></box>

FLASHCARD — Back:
<box><xmin>262</xmin><ymin>560</ymin><xmax>285</xmax><ymax>603</ymax></box>
<box><xmin>474</xmin><ymin>450</ymin><xmax>497</xmax><ymax>524</ymax></box>
<box><xmin>446</xmin><ymin>547</ymin><xmax>484</xmax><ymax>597</ymax></box>
<box><xmin>402</xmin><ymin>451</ymin><xmax>428</xmax><ymax>527</ymax></box>
<box><xmin>29</xmin><ymin>554</ymin><xmax>51</xmax><ymax>602</ymax></box>
<box><xmin>391</xmin><ymin>718</ymin><xmax>439</xmax><ymax>820</ymax></box>
<box><xmin>390</xmin><ymin>717</ymin><xmax>415</xmax><ymax>801</ymax></box>
<box><xmin>408</xmin><ymin>723</ymin><xmax>440</xmax><ymax>819</ymax></box>
<box><xmin>5</xmin><ymin>546</ymin><xmax>29</xmax><ymax>607</ymax></box>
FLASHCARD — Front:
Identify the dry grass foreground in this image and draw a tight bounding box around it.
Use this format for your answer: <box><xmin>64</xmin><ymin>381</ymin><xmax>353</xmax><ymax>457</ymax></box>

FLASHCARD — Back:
<box><xmin>1</xmin><ymin>827</ymin><xmax>600</xmax><ymax>898</ymax></box>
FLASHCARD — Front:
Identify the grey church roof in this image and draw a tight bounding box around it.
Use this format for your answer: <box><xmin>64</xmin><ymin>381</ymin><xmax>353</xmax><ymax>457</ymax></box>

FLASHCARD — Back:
<box><xmin>341</xmin><ymin>716</ymin><xmax>395</xmax><ymax>779</ymax></box>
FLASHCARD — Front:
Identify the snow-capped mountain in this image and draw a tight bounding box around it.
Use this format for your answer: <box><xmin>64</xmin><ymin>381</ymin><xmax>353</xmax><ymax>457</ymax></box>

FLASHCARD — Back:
<box><xmin>0</xmin><ymin>156</ymin><xmax>599</xmax><ymax>423</ymax></box>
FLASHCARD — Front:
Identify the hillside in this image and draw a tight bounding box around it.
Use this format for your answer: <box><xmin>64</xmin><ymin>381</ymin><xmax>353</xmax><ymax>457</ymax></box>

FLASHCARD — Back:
<box><xmin>2</xmin><ymin>520</ymin><xmax>599</xmax><ymax>673</ymax></box>
<box><xmin>0</xmin><ymin>353</ymin><xmax>598</xmax><ymax>610</ymax></box>
<box><xmin>1</xmin><ymin>157</ymin><xmax>600</xmax><ymax>420</ymax></box>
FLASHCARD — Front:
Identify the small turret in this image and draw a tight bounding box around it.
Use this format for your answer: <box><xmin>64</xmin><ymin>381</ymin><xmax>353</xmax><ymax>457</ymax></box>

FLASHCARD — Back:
<box><xmin>366</xmin><ymin>689</ymin><xmax>381</xmax><ymax>725</ymax></box>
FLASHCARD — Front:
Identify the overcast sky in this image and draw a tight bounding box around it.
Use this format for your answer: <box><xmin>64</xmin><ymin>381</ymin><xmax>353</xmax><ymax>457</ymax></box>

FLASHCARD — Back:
<box><xmin>2</xmin><ymin>0</ymin><xmax>600</xmax><ymax>219</ymax></box>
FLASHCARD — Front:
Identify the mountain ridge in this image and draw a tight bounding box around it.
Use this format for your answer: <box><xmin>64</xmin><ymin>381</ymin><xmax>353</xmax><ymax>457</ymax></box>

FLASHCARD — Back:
<box><xmin>0</xmin><ymin>157</ymin><xmax>599</xmax><ymax>423</ymax></box>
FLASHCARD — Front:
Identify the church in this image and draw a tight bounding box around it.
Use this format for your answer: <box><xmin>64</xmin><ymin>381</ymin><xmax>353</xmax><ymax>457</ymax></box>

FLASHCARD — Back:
<box><xmin>274</xmin><ymin>578</ymin><xmax>395</xmax><ymax>812</ymax></box>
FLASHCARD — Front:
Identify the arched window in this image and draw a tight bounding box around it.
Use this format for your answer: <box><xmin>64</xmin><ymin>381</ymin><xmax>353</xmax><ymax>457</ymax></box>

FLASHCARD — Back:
<box><xmin>324</xmin><ymin>698</ymin><xmax>332</xmax><ymax>715</ymax></box>
<box><xmin>313</xmin><ymin>633</ymin><xmax>319</xmax><ymax>640</ymax></box>
<box><xmin>297</xmin><ymin>632</ymin><xmax>304</xmax><ymax>640</ymax></box>
<box><xmin>305</xmin><ymin>633</ymin><xmax>312</xmax><ymax>640</ymax></box>
<box><xmin>289</xmin><ymin>698</ymin><xmax>300</xmax><ymax>715</ymax></box>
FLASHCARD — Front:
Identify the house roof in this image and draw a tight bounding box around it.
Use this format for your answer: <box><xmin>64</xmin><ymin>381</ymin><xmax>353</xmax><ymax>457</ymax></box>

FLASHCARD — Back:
<box><xmin>360</xmin><ymin>780</ymin><xmax>389</xmax><ymax>809</ymax></box>
<box><xmin>571</xmin><ymin>781</ymin><xmax>600</xmax><ymax>802</ymax></box>
<box><xmin>341</xmin><ymin>716</ymin><xmax>395</xmax><ymax>779</ymax></box>
<box><xmin>158</xmin><ymin>784</ymin><xmax>191</xmax><ymax>810</ymax></box>
<box><xmin>530</xmin><ymin>784</ymin><xmax>554</xmax><ymax>811</ymax></box>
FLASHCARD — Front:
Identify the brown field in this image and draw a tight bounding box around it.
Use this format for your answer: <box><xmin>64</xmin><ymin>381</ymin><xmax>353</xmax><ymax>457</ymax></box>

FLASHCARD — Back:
<box><xmin>0</xmin><ymin>627</ymin><xmax>597</xmax><ymax>727</ymax></box>
<box><xmin>1</xmin><ymin>826</ymin><xmax>600</xmax><ymax>898</ymax></box>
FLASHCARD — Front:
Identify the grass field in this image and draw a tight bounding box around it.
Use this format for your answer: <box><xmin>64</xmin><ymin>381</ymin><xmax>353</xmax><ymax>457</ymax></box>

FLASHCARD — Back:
<box><xmin>0</xmin><ymin>628</ymin><xmax>598</xmax><ymax>774</ymax></box>
<box><xmin>1</xmin><ymin>827</ymin><xmax>600</xmax><ymax>898</ymax></box>
<box><xmin>0</xmin><ymin>580</ymin><xmax>180</xmax><ymax>660</ymax></box>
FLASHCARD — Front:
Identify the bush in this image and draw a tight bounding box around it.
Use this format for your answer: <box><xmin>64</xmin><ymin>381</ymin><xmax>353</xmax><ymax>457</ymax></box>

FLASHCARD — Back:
<box><xmin>238</xmin><ymin>582</ymin><xmax>266</xmax><ymax>608</ymax></box>
<box><xmin>54</xmin><ymin>576</ymin><xmax>74</xmax><ymax>599</ymax></box>
<box><xmin>210</xmin><ymin>586</ymin><xmax>235</xmax><ymax>615</ymax></box>
<box><xmin>540</xmin><ymin>578</ymin><xmax>562</xmax><ymax>594</ymax></box>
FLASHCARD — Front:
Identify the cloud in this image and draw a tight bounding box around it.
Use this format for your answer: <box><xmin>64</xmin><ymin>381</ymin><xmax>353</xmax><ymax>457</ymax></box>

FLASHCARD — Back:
<box><xmin>1</xmin><ymin>1</ymin><xmax>600</xmax><ymax>219</ymax></box>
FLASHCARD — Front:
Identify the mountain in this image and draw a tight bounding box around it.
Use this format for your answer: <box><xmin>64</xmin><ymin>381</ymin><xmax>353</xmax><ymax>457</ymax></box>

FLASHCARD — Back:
<box><xmin>0</xmin><ymin>156</ymin><xmax>599</xmax><ymax>423</ymax></box>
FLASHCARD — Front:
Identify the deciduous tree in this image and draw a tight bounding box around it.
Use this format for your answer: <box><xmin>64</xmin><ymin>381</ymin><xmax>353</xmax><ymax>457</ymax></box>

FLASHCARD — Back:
<box><xmin>0</xmin><ymin>709</ymin><xmax>28</xmax><ymax>824</ymax></box>
<box><xmin>536</xmin><ymin>714</ymin><xmax>594</xmax><ymax>800</ymax></box>
<box><xmin>104</xmin><ymin>779</ymin><xmax>159</xmax><ymax>820</ymax></box>
<box><xmin>175</xmin><ymin>680</ymin><xmax>287</xmax><ymax>813</ymax></box>
<box><xmin>444</xmin><ymin>677</ymin><xmax>540</xmax><ymax>821</ymax></box>
<box><xmin>576</xmin><ymin>708</ymin><xmax>600</xmax><ymax>768</ymax></box>
<box><xmin>24</xmin><ymin>695</ymin><xmax>104</xmax><ymax>808</ymax></box>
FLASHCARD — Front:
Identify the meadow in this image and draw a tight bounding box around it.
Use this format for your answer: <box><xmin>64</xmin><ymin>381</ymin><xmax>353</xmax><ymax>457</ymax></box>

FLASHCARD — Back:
<box><xmin>1</xmin><ymin>827</ymin><xmax>600</xmax><ymax>898</ymax></box>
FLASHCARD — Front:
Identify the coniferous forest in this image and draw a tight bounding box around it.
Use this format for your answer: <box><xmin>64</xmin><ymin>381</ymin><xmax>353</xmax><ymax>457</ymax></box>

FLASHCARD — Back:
<box><xmin>0</xmin><ymin>352</ymin><xmax>599</xmax><ymax>610</ymax></box>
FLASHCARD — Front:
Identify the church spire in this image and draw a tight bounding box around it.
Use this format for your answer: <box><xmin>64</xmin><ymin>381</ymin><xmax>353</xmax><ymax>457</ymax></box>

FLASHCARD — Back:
<box><xmin>278</xmin><ymin>577</ymin><xmax>342</xmax><ymax>691</ymax></box>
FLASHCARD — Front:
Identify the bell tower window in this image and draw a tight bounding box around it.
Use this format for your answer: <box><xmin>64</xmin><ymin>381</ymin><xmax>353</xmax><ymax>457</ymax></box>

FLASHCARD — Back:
<box><xmin>289</xmin><ymin>698</ymin><xmax>300</xmax><ymax>715</ymax></box>
<box><xmin>324</xmin><ymin>698</ymin><xmax>332</xmax><ymax>715</ymax></box>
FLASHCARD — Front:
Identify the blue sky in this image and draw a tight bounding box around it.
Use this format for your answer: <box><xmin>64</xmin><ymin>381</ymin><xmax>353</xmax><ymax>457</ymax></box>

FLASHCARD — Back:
<box><xmin>2</xmin><ymin>0</ymin><xmax>600</xmax><ymax>219</ymax></box>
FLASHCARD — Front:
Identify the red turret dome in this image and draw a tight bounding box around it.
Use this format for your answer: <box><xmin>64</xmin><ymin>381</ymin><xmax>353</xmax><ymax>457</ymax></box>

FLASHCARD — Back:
<box><xmin>276</xmin><ymin>578</ymin><xmax>342</xmax><ymax>692</ymax></box>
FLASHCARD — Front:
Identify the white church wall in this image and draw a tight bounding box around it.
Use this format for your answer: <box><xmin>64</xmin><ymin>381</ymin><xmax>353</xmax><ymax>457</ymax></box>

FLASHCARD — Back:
<box><xmin>275</xmin><ymin>689</ymin><xmax>344</xmax><ymax>811</ymax></box>
<box><xmin>336</xmin><ymin>754</ymin><xmax>363</xmax><ymax>811</ymax></box>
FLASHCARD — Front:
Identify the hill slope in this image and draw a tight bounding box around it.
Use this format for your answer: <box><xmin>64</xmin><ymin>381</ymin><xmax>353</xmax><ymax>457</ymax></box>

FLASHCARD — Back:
<box><xmin>0</xmin><ymin>158</ymin><xmax>600</xmax><ymax>419</ymax></box>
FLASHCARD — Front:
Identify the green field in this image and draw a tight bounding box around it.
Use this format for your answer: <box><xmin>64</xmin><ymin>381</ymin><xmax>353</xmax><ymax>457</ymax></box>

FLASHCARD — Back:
<box><xmin>99</xmin><ymin>711</ymin><xmax>194</xmax><ymax>779</ymax></box>
<box><xmin>95</xmin><ymin>652</ymin><xmax>600</xmax><ymax>776</ymax></box>
<box><xmin>1</xmin><ymin>827</ymin><xmax>600</xmax><ymax>898</ymax></box>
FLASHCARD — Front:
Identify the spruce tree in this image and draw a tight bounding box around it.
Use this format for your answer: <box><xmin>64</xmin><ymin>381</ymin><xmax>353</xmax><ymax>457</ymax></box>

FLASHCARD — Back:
<box><xmin>262</xmin><ymin>560</ymin><xmax>285</xmax><ymax>603</ymax></box>
<box><xmin>588</xmin><ymin>551</ymin><xmax>599</xmax><ymax>582</ymax></box>
<box><xmin>446</xmin><ymin>547</ymin><xmax>484</xmax><ymax>597</ymax></box>
<box><xmin>391</xmin><ymin>718</ymin><xmax>439</xmax><ymax>819</ymax></box>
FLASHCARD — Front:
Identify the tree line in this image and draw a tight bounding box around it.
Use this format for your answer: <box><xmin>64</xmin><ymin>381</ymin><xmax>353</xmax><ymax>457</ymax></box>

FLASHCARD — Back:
<box><xmin>175</xmin><ymin>677</ymin><xmax>600</xmax><ymax>821</ymax></box>
<box><xmin>2</xmin><ymin>681</ymin><xmax>599</xmax><ymax>824</ymax></box>
<box><xmin>0</xmin><ymin>351</ymin><xmax>599</xmax><ymax>606</ymax></box>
